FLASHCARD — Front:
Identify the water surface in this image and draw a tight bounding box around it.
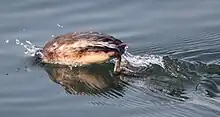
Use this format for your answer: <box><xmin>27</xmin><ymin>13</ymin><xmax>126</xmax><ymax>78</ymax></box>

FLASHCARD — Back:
<box><xmin>1</xmin><ymin>0</ymin><xmax>220</xmax><ymax>117</ymax></box>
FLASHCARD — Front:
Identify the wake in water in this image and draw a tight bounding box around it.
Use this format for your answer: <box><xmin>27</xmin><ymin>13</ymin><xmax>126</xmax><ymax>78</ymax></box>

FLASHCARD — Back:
<box><xmin>12</xmin><ymin>39</ymin><xmax>220</xmax><ymax>99</ymax></box>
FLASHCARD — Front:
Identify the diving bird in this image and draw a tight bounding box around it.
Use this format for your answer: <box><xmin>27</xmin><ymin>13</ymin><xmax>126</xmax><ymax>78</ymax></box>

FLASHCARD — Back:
<box><xmin>35</xmin><ymin>31</ymin><xmax>127</xmax><ymax>73</ymax></box>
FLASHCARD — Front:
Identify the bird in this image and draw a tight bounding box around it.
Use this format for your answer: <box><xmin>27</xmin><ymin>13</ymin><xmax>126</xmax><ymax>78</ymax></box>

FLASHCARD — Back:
<box><xmin>35</xmin><ymin>31</ymin><xmax>127</xmax><ymax>73</ymax></box>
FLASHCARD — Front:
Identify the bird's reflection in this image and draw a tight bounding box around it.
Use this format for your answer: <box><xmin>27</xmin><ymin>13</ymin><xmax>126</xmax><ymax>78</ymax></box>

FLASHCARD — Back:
<box><xmin>44</xmin><ymin>63</ymin><xmax>128</xmax><ymax>98</ymax></box>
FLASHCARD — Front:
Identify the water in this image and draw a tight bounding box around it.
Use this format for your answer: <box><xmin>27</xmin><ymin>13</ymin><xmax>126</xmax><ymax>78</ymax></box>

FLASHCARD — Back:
<box><xmin>1</xmin><ymin>0</ymin><xmax>220</xmax><ymax>117</ymax></box>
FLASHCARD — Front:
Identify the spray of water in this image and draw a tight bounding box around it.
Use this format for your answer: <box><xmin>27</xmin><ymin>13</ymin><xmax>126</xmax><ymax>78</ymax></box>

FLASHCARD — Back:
<box><xmin>122</xmin><ymin>51</ymin><xmax>165</xmax><ymax>69</ymax></box>
<box><xmin>12</xmin><ymin>38</ymin><xmax>42</xmax><ymax>57</ymax></box>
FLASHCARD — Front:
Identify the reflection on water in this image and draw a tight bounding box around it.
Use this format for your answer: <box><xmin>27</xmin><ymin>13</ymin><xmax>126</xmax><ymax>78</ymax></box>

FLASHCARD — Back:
<box><xmin>44</xmin><ymin>63</ymin><xmax>128</xmax><ymax>98</ymax></box>
<box><xmin>38</xmin><ymin>50</ymin><xmax>220</xmax><ymax>101</ymax></box>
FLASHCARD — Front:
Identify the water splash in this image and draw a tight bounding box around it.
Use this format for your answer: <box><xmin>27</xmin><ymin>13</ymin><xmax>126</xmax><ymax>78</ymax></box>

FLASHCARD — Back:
<box><xmin>13</xmin><ymin>38</ymin><xmax>42</xmax><ymax>57</ymax></box>
<box><xmin>4</xmin><ymin>37</ymin><xmax>42</xmax><ymax>57</ymax></box>
<box><xmin>23</xmin><ymin>41</ymin><xmax>41</xmax><ymax>56</ymax></box>
<box><xmin>120</xmin><ymin>50</ymin><xmax>220</xmax><ymax>99</ymax></box>
<box><xmin>121</xmin><ymin>51</ymin><xmax>165</xmax><ymax>71</ymax></box>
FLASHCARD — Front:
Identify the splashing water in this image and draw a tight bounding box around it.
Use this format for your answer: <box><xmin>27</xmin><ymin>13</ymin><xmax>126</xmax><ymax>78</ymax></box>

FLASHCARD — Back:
<box><xmin>14</xmin><ymin>39</ymin><xmax>42</xmax><ymax>57</ymax></box>
<box><xmin>121</xmin><ymin>51</ymin><xmax>165</xmax><ymax>69</ymax></box>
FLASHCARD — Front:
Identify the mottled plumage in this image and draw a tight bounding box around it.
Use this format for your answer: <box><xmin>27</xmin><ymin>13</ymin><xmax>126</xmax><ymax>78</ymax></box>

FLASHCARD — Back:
<box><xmin>37</xmin><ymin>31</ymin><xmax>127</xmax><ymax>72</ymax></box>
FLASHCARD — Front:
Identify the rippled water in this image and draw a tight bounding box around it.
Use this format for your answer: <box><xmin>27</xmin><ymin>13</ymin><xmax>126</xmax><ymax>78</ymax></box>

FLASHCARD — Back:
<box><xmin>1</xmin><ymin>0</ymin><xmax>220</xmax><ymax>117</ymax></box>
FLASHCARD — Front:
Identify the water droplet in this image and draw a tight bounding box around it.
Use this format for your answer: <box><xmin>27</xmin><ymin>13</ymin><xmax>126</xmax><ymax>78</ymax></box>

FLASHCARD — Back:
<box><xmin>25</xmin><ymin>40</ymin><xmax>32</xmax><ymax>45</ymax></box>
<box><xmin>57</xmin><ymin>24</ymin><xmax>64</xmax><ymax>28</ymax></box>
<box><xmin>24</xmin><ymin>50</ymin><xmax>28</xmax><ymax>54</ymax></box>
<box><xmin>16</xmin><ymin>39</ymin><xmax>20</xmax><ymax>44</ymax></box>
<box><xmin>5</xmin><ymin>40</ymin><xmax>9</xmax><ymax>43</ymax></box>
<box><xmin>52</xmin><ymin>34</ymin><xmax>55</xmax><ymax>37</ymax></box>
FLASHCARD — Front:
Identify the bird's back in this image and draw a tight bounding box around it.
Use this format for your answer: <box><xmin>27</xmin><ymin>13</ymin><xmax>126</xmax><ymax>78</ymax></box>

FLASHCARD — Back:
<box><xmin>40</xmin><ymin>31</ymin><xmax>126</xmax><ymax>65</ymax></box>
<box><xmin>43</xmin><ymin>31</ymin><xmax>124</xmax><ymax>53</ymax></box>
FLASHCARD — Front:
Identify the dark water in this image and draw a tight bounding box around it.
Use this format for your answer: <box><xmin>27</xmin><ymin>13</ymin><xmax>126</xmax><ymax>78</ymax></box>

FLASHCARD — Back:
<box><xmin>1</xmin><ymin>0</ymin><xmax>220</xmax><ymax>117</ymax></box>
